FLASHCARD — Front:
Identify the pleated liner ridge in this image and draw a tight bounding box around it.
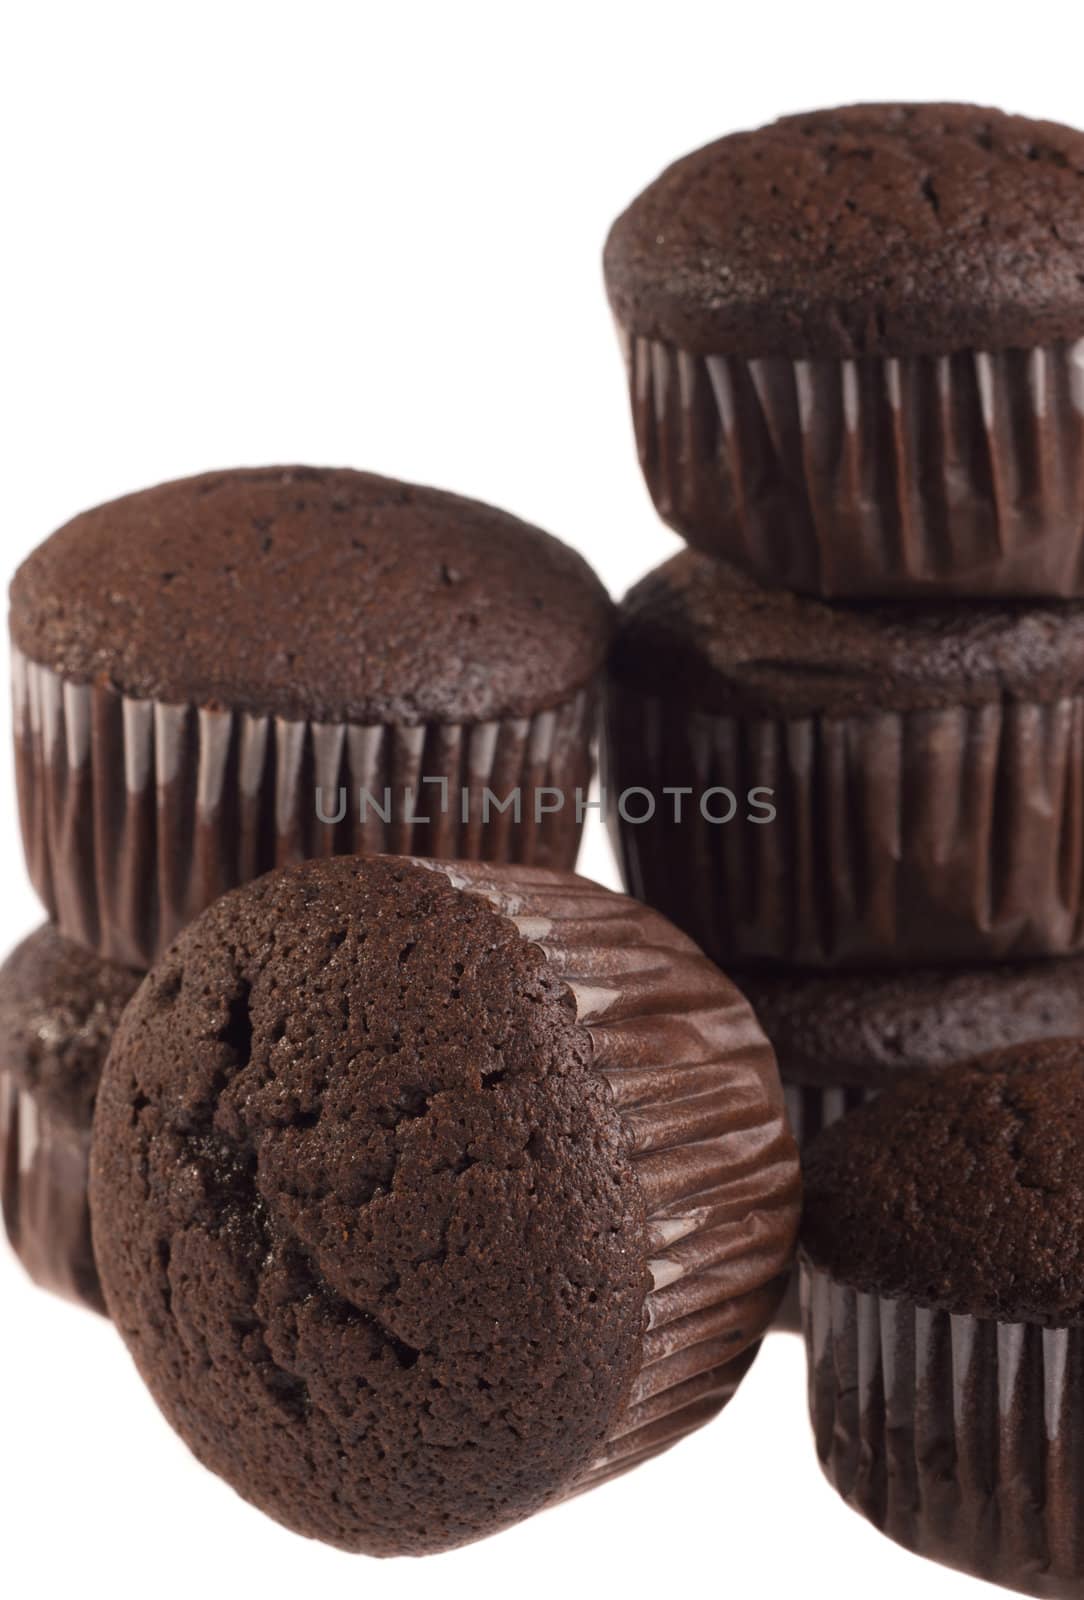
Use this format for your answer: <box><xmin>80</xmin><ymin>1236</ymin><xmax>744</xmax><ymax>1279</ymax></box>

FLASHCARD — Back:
<box><xmin>622</xmin><ymin>331</ymin><xmax>1084</xmax><ymax>597</ymax></box>
<box><xmin>605</xmin><ymin>685</ymin><xmax>1084</xmax><ymax>968</ymax></box>
<box><xmin>0</xmin><ymin>1073</ymin><xmax>103</xmax><ymax>1313</ymax></box>
<box><xmin>783</xmin><ymin>1083</ymin><xmax>874</xmax><ymax>1150</ymax></box>
<box><xmin>803</xmin><ymin>1265</ymin><xmax>1084</xmax><ymax>1598</ymax></box>
<box><xmin>11</xmin><ymin>644</ymin><xmax>594</xmax><ymax>968</ymax></box>
<box><xmin>429</xmin><ymin>861</ymin><xmax>800</xmax><ymax>1487</ymax></box>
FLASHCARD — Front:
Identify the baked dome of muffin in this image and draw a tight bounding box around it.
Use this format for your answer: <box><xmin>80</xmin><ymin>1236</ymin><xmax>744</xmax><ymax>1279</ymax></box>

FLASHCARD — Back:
<box><xmin>611</xmin><ymin>550</ymin><xmax>1084</xmax><ymax>718</ymax></box>
<box><xmin>10</xmin><ymin>466</ymin><xmax>613</xmax><ymax>724</ymax></box>
<box><xmin>90</xmin><ymin>854</ymin><xmax>798</xmax><ymax>1554</ymax></box>
<box><xmin>741</xmin><ymin>957</ymin><xmax>1084</xmax><ymax>1091</ymax></box>
<box><xmin>0</xmin><ymin>924</ymin><xmax>141</xmax><ymax>1313</ymax></box>
<box><xmin>0</xmin><ymin>924</ymin><xmax>140</xmax><ymax>1128</ymax></box>
<box><xmin>605</xmin><ymin>103</ymin><xmax>1084</xmax><ymax>358</ymax></box>
<box><xmin>802</xmin><ymin>1039</ymin><xmax>1084</xmax><ymax>1325</ymax></box>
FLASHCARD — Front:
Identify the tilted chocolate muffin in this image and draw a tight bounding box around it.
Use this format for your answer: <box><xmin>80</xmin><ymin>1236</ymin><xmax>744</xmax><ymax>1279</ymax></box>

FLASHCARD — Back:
<box><xmin>607</xmin><ymin>550</ymin><xmax>1084</xmax><ymax>968</ymax></box>
<box><xmin>802</xmin><ymin>1040</ymin><xmax>1084</xmax><ymax>1597</ymax></box>
<box><xmin>0</xmin><ymin>924</ymin><xmax>140</xmax><ymax>1312</ymax></box>
<box><xmin>742</xmin><ymin>955</ymin><xmax>1084</xmax><ymax>1146</ymax></box>
<box><xmin>605</xmin><ymin>104</ymin><xmax>1084</xmax><ymax>596</ymax></box>
<box><xmin>11</xmin><ymin>467</ymin><xmax>613</xmax><ymax>966</ymax></box>
<box><xmin>90</xmin><ymin>854</ymin><xmax>798</xmax><ymax>1556</ymax></box>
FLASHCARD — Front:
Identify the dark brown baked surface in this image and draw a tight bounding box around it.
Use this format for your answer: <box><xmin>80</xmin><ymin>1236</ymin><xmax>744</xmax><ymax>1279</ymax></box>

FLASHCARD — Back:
<box><xmin>742</xmin><ymin>959</ymin><xmax>1084</xmax><ymax>1089</ymax></box>
<box><xmin>0</xmin><ymin>924</ymin><xmax>141</xmax><ymax>1127</ymax></box>
<box><xmin>605</xmin><ymin>103</ymin><xmax>1084</xmax><ymax>358</ymax></box>
<box><xmin>612</xmin><ymin>551</ymin><xmax>1084</xmax><ymax>717</ymax></box>
<box><xmin>801</xmin><ymin>1040</ymin><xmax>1084</xmax><ymax>1325</ymax></box>
<box><xmin>10</xmin><ymin>466</ymin><xmax>613</xmax><ymax>724</ymax></box>
<box><xmin>89</xmin><ymin>855</ymin><xmax>646</xmax><ymax>1556</ymax></box>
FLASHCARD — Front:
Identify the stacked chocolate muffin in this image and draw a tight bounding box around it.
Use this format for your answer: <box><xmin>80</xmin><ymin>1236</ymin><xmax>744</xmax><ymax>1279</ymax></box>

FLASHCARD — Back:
<box><xmin>2</xmin><ymin>466</ymin><xmax>800</xmax><ymax>1556</ymax></box>
<box><xmin>603</xmin><ymin>102</ymin><xmax>1084</xmax><ymax>1148</ymax></box>
<box><xmin>606</xmin><ymin>103</ymin><xmax>1084</xmax><ymax>1596</ymax></box>
<box><xmin>799</xmin><ymin>1042</ymin><xmax>1084</xmax><ymax>1596</ymax></box>
<box><xmin>1</xmin><ymin>465</ymin><xmax>617</xmax><ymax>1310</ymax></box>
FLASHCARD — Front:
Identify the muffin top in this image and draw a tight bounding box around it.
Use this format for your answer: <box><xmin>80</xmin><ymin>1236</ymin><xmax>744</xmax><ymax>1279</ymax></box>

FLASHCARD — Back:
<box><xmin>742</xmin><ymin>958</ymin><xmax>1084</xmax><ymax>1089</ymax></box>
<box><xmin>612</xmin><ymin>551</ymin><xmax>1084</xmax><ymax>717</ymax></box>
<box><xmin>10</xmin><ymin>467</ymin><xmax>613</xmax><ymax>725</ymax></box>
<box><xmin>802</xmin><ymin>1040</ymin><xmax>1084</xmax><ymax>1325</ymax></box>
<box><xmin>0</xmin><ymin>924</ymin><xmax>141</xmax><ymax>1127</ymax></box>
<box><xmin>604</xmin><ymin>103</ymin><xmax>1084</xmax><ymax>358</ymax></box>
<box><xmin>90</xmin><ymin>854</ymin><xmax>646</xmax><ymax>1555</ymax></box>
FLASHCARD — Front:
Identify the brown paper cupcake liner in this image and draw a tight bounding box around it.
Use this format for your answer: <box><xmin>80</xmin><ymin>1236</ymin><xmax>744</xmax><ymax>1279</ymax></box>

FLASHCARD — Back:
<box><xmin>783</xmin><ymin>1082</ymin><xmax>874</xmax><ymax>1148</ymax></box>
<box><xmin>803</xmin><ymin>1263</ymin><xmax>1084</xmax><ymax>1597</ymax></box>
<box><xmin>605</xmin><ymin>684</ymin><xmax>1084</xmax><ymax>968</ymax></box>
<box><xmin>13</xmin><ymin>645</ymin><xmax>595</xmax><ymax>967</ymax></box>
<box><xmin>771</xmin><ymin>1077</ymin><xmax>867</xmax><ymax>1345</ymax></box>
<box><xmin>430</xmin><ymin>861</ymin><xmax>799</xmax><ymax>1486</ymax></box>
<box><xmin>0</xmin><ymin>1073</ymin><xmax>103</xmax><ymax>1314</ymax></box>
<box><xmin>621</xmin><ymin>330</ymin><xmax>1084</xmax><ymax>597</ymax></box>
<box><xmin>768</xmin><ymin>1087</ymin><xmax>874</xmax><ymax>1336</ymax></box>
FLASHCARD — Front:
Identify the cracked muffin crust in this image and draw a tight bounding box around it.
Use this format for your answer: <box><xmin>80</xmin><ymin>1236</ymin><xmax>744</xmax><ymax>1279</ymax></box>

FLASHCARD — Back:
<box><xmin>89</xmin><ymin>854</ymin><xmax>797</xmax><ymax>1555</ymax></box>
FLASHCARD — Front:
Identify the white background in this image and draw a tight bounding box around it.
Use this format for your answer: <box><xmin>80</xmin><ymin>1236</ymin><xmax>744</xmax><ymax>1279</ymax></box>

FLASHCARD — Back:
<box><xmin>0</xmin><ymin>3</ymin><xmax>1074</xmax><ymax>1596</ymax></box>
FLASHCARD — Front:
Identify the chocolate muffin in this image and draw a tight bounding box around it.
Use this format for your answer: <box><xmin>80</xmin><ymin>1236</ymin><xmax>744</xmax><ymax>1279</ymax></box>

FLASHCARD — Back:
<box><xmin>743</xmin><ymin>955</ymin><xmax>1084</xmax><ymax>1146</ymax></box>
<box><xmin>802</xmin><ymin>1041</ymin><xmax>1084</xmax><ymax>1596</ymax></box>
<box><xmin>605</xmin><ymin>104</ymin><xmax>1084</xmax><ymax>596</ymax></box>
<box><xmin>0</xmin><ymin>924</ymin><xmax>140</xmax><ymax>1312</ymax></box>
<box><xmin>606</xmin><ymin>550</ymin><xmax>1084</xmax><ymax>968</ymax></box>
<box><xmin>11</xmin><ymin>467</ymin><xmax>613</xmax><ymax>966</ymax></box>
<box><xmin>89</xmin><ymin>854</ymin><xmax>798</xmax><ymax>1556</ymax></box>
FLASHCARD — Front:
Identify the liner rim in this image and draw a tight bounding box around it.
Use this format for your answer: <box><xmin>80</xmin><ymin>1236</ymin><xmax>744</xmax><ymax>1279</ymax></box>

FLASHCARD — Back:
<box><xmin>428</xmin><ymin>861</ymin><xmax>799</xmax><ymax>1489</ymax></box>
